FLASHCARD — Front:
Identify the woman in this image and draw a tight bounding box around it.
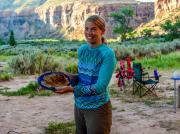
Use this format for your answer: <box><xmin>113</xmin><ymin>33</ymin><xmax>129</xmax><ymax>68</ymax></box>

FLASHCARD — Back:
<box><xmin>55</xmin><ymin>15</ymin><xmax>116</xmax><ymax>134</ymax></box>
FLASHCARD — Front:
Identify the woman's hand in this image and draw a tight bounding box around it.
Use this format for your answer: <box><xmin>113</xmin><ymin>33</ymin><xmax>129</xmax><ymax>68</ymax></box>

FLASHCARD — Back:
<box><xmin>54</xmin><ymin>86</ymin><xmax>74</xmax><ymax>94</ymax></box>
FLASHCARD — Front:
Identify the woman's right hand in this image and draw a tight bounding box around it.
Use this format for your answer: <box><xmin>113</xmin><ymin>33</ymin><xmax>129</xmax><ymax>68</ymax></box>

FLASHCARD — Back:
<box><xmin>54</xmin><ymin>86</ymin><xmax>74</xmax><ymax>94</ymax></box>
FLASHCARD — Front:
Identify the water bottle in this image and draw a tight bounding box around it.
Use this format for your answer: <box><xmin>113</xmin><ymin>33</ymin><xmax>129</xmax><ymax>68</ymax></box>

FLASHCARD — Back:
<box><xmin>154</xmin><ymin>69</ymin><xmax>159</xmax><ymax>81</ymax></box>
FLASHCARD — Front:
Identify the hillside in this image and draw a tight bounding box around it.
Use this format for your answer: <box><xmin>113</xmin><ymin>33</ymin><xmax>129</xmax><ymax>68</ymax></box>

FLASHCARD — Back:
<box><xmin>0</xmin><ymin>0</ymin><xmax>46</xmax><ymax>12</ymax></box>
<box><xmin>135</xmin><ymin>8</ymin><xmax>180</xmax><ymax>35</ymax></box>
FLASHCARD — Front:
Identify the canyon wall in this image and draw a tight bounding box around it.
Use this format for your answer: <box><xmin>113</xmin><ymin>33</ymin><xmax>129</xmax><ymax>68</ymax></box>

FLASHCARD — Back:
<box><xmin>155</xmin><ymin>0</ymin><xmax>180</xmax><ymax>18</ymax></box>
<box><xmin>0</xmin><ymin>1</ymin><xmax>154</xmax><ymax>40</ymax></box>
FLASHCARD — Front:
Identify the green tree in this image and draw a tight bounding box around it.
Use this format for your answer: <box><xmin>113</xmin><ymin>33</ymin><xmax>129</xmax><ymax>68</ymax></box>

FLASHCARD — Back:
<box><xmin>110</xmin><ymin>6</ymin><xmax>134</xmax><ymax>41</ymax></box>
<box><xmin>0</xmin><ymin>37</ymin><xmax>5</xmax><ymax>45</ymax></box>
<box><xmin>160</xmin><ymin>17</ymin><xmax>180</xmax><ymax>40</ymax></box>
<box><xmin>8</xmin><ymin>30</ymin><xmax>17</xmax><ymax>46</ymax></box>
<box><xmin>141</xmin><ymin>28</ymin><xmax>154</xmax><ymax>37</ymax></box>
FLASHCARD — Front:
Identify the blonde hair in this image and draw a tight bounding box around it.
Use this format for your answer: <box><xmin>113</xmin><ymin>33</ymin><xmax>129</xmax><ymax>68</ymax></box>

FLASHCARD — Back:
<box><xmin>85</xmin><ymin>15</ymin><xmax>107</xmax><ymax>44</ymax></box>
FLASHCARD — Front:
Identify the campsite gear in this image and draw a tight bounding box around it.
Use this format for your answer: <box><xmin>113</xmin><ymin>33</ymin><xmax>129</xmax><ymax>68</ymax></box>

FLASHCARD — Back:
<box><xmin>116</xmin><ymin>60</ymin><xmax>126</xmax><ymax>88</ymax></box>
<box><xmin>154</xmin><ymin>69</ymin><xmax>159</xmax><ymax>81</ymax></box>
<box><xmin>126</xmin><ymin>56</ymin><xmax>134</xmax><ymax>80</ymax></box>
<box><xmin>116</xmin><ymin>56</ymin><xmax>134</xmax><ymax>89</ymax></box>
<box><xmin>37</xmin><ymin>72</ymin><xmax>72</xmax><ymax>91</ymax></box>
<box><xmin>133</xmin><ymin>63</ymin><xmax>160</xmax><ymax>97</ymax></box>
<box><xmin>171</xmin><ymin>71</ymin><xmax>180</xmax><ymax>113</ymax></box>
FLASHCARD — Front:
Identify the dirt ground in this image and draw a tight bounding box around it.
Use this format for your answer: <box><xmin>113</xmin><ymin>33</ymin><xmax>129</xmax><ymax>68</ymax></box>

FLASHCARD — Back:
<box><xmin>0</xmin><ymin>71</ymin><xmax>180</xmax><ymax>134</ymax></box>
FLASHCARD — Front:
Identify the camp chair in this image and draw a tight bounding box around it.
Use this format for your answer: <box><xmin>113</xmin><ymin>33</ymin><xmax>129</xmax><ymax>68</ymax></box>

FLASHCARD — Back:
<box><xmin>132</xmin><ymin>63</ymin><xmax>160</xmax><ymax>97</ymax></box>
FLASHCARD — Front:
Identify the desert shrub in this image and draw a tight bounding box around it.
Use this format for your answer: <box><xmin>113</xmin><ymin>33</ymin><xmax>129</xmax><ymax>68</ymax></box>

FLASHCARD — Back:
<box><xmin>0</xmin><ymin>71</ymin><xmax>13</xmax><ymax>81</ymax></box>
<box><xmin>68</xmin><ymin>51</ymin><xmax>78</xmax><ymax>58</ymax></box>
<box><xmin>112</xmin><ymin>39</ymin><xmax>180</xmax><ymax>60</ymax></box>
<box><xmin>8</xmin><ymin>51</ymin><xmax>63</xmax><ymax>75</ymax></box>
<box><xmin>45</xmin><ymin>121</ymin><xmax>75</xmax><ymax>134</ymax></box>
<box><xmin>65</xmin><ymin>63</ymin><xmax>78</xmax><ymax>74</ymax></box>
<box><xmin>140</xmin><ymin>28</ymin><xmax>154</xmax><ymax>37</ymax></box>
<box><xmin>172</xmin><ymin>39</ymin><xmax>180</xmax><ymax>49</ymax></box>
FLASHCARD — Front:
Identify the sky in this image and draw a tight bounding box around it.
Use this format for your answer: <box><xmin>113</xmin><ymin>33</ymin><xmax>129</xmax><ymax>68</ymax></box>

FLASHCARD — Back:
<box><xmin>138</xmin><ymin>0</ymin><xmax>155</xmax><ymax>2</ymax></box>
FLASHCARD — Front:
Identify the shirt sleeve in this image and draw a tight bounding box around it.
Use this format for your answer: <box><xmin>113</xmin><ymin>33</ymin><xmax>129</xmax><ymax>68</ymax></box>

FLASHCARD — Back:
<box><xmin>74</xmin><ymin>50</ymin><xmax>117</xmax><ymax>97</ymax></box>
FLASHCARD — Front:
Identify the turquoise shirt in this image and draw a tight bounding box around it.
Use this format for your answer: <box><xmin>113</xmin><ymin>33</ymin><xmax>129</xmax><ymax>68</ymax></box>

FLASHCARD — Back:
<box><xmin>74</xmin><ymin>43</ymin><xmax>116</xmax><ymax>109</ymax></box>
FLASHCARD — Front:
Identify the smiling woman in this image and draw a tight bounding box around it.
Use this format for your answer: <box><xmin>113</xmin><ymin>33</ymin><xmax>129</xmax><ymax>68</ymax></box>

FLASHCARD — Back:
<box><xmin>55</xmin><ymin>15</ymin><xmax>117</xmax><ymax>134</ymax></box>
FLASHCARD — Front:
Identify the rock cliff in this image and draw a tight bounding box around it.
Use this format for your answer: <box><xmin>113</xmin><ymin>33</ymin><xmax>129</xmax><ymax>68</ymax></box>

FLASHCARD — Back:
<box><xmin>0</xmin><ymin>1</ymin><xmax>154</xmax><ymax>40</ymax></box>
<box><xmin>155</xmin><ymin>0</ymin><xmax>180</xmax><ymax>18</ymax></box>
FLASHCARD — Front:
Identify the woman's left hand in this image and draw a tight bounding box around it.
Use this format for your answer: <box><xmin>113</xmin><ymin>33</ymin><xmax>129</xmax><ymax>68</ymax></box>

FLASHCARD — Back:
<box><xmin>54</xmin><ymin>86</ymin><xmax>74</xmax><ymax>94</ymax></box>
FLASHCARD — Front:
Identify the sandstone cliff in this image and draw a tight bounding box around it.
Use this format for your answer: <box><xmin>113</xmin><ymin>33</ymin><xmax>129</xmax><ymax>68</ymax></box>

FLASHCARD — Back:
<box><xmin>0</xmin><ymin>1</ymin><xmax>154</xmax><ymax>40</ymax></box>
<box><xmin>155</xmin><ymin>0</ymin><xmax>180</xmax><ymax>18</ymax></box>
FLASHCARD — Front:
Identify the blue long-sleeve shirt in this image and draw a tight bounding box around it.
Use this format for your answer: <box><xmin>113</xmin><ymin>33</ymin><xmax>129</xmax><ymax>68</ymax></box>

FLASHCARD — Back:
<box><xmin>73</xmin><ymin>43</ymin><xmax>116</xmax><ymax>109</ymax></box>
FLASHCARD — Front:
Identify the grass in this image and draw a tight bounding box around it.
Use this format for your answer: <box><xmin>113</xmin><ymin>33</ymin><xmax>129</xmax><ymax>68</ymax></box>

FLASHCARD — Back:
<box><xmin>45</xmin><ymin>121</ymin><xmax>75</xmax><ymax>134</ymax></box>
<box><xmin>0</xmin><ymin>82</ymin><xmax>52</xmax><ymax>97</ymax></box>
<box><xmin>0</xmin><ymin>72</ymin><xmax>13</xmax><ymax>81</ymax></box>
<box><xmin>135</xmin><ymin>51</ymin><xmax>180</xmax><ymax>70</ymax></box>
<box><xmin>0</xmin><ymin>82</ymin><xmax>38</xmax><ymax>96</ymax></box>
<box><xmin>0</xmin><ymin>55</ymin><xmax>13</xmax><ymax>62</ymax></box>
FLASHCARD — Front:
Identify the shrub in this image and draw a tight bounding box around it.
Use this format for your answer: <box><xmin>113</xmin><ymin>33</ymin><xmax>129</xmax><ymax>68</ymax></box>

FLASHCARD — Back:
<box><xmin>8</xmin><ymin>51</ymin><xmax>63</xmax><ymax>75</ymax></box>
<box><xmin>160</xmin><ymin>17</ymin><xmax>180</xmax><ymax>41</ymax></box>
<box><xmin>65</xmin><ymin>63</ymin><xmax>78</xmax><ymax>74</ymax></box>
<box><xmin>0</xmin><ymin>37</ymin><xmax>5</xmax><ymax>45</ymax></box>
<box><xmin>45</xmin><ymin>121</ymin><xmax>75</xmax><ymax>134</ymax></box>
<box><xmin>140</xmin><ymin>28</ymin><xmax>154</xmax><ymax>37</ymax></box>
<box><xmin>0</xmin><ymin>72</ymin><xmax>13</xmax><ymax>81</ymax></box>
<box><xmin>8</xmin><ymin>31</ymin><xmax>17</xmax><ymax>46</ymax></box>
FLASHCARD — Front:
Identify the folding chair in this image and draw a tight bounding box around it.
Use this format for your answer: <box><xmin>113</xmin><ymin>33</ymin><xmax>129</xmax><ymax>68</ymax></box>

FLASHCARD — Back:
<box><xmin>133</xmin><ymin>63</ymin><xmax>160</xmax><ymax>97</ymax></box>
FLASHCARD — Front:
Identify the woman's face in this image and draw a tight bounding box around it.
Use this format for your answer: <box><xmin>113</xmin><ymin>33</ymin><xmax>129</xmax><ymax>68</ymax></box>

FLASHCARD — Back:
<box><xmin>84</xmin><ymin>21</ymin><xmax>105</xmax><ymax>47</ymax></box>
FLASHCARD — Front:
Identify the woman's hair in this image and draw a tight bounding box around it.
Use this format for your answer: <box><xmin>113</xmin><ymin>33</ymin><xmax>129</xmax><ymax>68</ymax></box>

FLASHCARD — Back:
<box><xmin>85</xmin><ymin>15</ymin><xmax>106</xmax><ymax>32</ymax></box>
<box><xmin>85</xmin><ymin>15</ymin><xmax>107</xmax><ymax>44</ymax></box>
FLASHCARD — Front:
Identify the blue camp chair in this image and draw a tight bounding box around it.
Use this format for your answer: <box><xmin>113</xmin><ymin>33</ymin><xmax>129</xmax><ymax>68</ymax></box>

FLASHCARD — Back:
<box><xmin>133</xmin><ymin>63</ymin><xmax>160</xmax><ymax>97</ymax></box>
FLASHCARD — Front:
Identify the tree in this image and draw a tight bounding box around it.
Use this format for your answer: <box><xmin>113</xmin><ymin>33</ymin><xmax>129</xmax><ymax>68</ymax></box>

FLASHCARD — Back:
<box><xmin>0</xmin><ymin>37</ymin><xmax>4</xmax><ymax>45</ymax></box>
<box><xmin>160</xmin><ymin>17</ymin><xmax>180</xmax><ymax>41</ymax></box>
<box><xmin>141</xmin><ymin>28</ymin><xmax>154</xmax><ymax>37</ymax></box>
<box><xmin>8</xmin><ymin>30</ymin><xmax>17</xmax><ymax>46</ymax></box>
<box><xmin>110</xmin><ymin>6</ymin><xmax>134</xmax><ymax>41</ymax></box>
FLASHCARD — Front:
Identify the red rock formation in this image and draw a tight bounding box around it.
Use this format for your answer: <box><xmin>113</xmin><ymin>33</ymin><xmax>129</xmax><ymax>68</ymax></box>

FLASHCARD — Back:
<box><xmin>0</xmin><ymin>1</ymin><xmax>154</xmax><ymax>39</ymax></box>
<box><xmin>155</xmin><ymin>0</ymin><xmax>180</xmax><ymax>18</ymax></box>
<box><xmin>35</xmin><ymin>1</ymin><xmax>154</xmax><ymax>39</ymax></box>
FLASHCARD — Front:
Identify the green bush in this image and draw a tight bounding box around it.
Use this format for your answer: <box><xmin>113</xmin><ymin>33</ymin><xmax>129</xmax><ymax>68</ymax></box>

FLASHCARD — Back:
<box><xmin>65</xmin><ymin>63</ymin><xmax>78</xmax><ymax>74</ymax></box>
<box><xmin>8</xmin><ymin>31</ymin><xmax>17</xmax><ymax>46</ymax></box>
<box><xmin>0</xmin><ymin>72</ymin><xmax>13</xmax><ymax>81</ymax></box>
<box><xmin>45</xmin><ymin>121</ymin><xmax>75</xmax><ymax>134</ymax></box>
<box><xmin>160</xmin><ymin>17</ymin><xmax>180</xmax><ymax>41</ymax></box>
<box><xmin>8</xmin><ymin>51</ymin><xmax>63</xmax><ymax>75</ymax></box>
<box><xmin>68</xmin><ymin>51</ymin><xmax>78</xmax><ymax>58</ymax></box>
<box><xmin>140</xmin><ymin>28</ymin><xmax>154</xmax><ymax>37</ymax></box>
<box><xmin>0</xmin><ymin>37</ymin><xmax>5</xmax><ymax>45</ymax></box>
<box><xmin>113</xmin><ymin>39</ymin><xmax>180</xmax><ymax>60</ymax></box>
